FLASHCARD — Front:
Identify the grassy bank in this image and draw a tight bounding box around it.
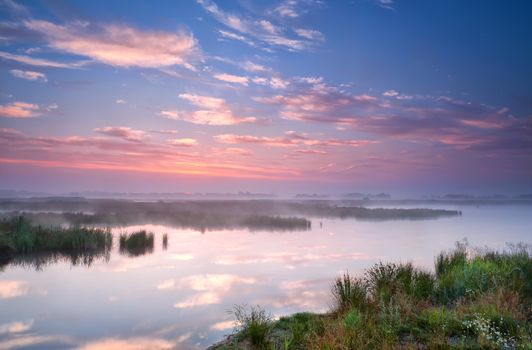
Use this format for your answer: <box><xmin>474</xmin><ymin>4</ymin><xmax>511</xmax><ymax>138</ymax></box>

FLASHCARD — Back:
<box><xmin>211</xmin><ymin>242</ymin><xmax>531</xmax><ymax>349</ymax></box>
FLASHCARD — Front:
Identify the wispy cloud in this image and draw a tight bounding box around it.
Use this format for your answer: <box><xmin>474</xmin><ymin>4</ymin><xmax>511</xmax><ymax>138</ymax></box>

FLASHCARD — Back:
<box><xmin>0</xmin><ymin>51</ymin><xmax>87</xmax><ymax>68</ymax></box>
<box><xmin>214</xmin><ymin>131</ymin><xmax>376</xmax><ymax>148</ymax></box>
<box><xmin>0</xmin><ymin>335</ymin><xmax>74</xmax><ymax>350</ymax></box>
<box><xmin>254</xmin><ymin>78</ymin><xmax>379</xmax><ymax>123</ymax></box>
<box><xmin>252</xmin><ymin>76</ymin><xmax>289</xmax><ymax>89</ymax></box>
<box><xmin>10</xmin><ymin>69</ymin><xmax>47</xmax><ymax>82</ymax></box>
<box><xmin>213</xmin><ymin>72</ymin><xmax>249</xmax><ymax>85</ymax></box>
<box><xmin>273</xmin><ymin>0</ymin><xmax>322</xmax><ymax>18</ymax></box>
<box><xmin>0</xmin><ymin>320</ymin><xmax>33</xmax><ymax>335</ymax></box>
<box><xmin>23</xmin><ymin>19</ymin><xmax>200</xmax><ymax>69</ymax></box>
<box><xmin>242</xmin><ymin>60</ymin><xmax>269</xmax><ymax>72</ymax></box>
<box><xmin>161</xmin><ymin>93</ymin><xmax>257</xmax><ymax>125</ymax></box>
<box><xmin>217</xmin><ymin>29</ymin><xmax>257</xmax><ymax>48</ymax></box>
<box><xmin>197</xmin><ymin>0</ymin><xmax>322</xmax><ymax>51</ymax></box>
<box><xmin>250</xmin><ymin>75</ymin><xmax>532</xmax><ymax>152</ymax></box>
<box><xmin>168</xmin><ymin>138</ymin><xmax>198</xmax><ymax>147</ymax></box>
<box><xmin>94</xmin><ymin>126</ymin><xmax>146</xmax><ymax>142</ymax></box>
<box><xmin>0</xmin><ymin>101</ymin><xmax>41</xmax><ymax>118</ymax></box>
<box><xmin>375</xmin><ymin>0</ymin><xmax>395</xmax><ymax>10</ymax></box>
<box><xmin>274</xmin><ymin>0</ymin><xmax>300</xmax><ymax>18</ymax></box>
<box><xmin>294</xmin><ymin>28</ymin><xmax>324</xmax><ymax>41</ymax></box>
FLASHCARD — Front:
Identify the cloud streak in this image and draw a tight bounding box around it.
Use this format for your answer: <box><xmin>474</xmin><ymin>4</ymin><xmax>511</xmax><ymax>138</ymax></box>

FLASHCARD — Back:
<box><xmin>161</xmin><ymin>94</ymin><xmax>257</xmax><ymax>125</ymax></box>
<box><xmin>214</xmin><ymin>131</ymin><xmax>376</xmax><ymax>148</ymax></box>
<box><xmin>197</xmin><ymin>0</ymin><xmax>322</xmax><ymax>51</ymax></box>
<box><xmin>0</xmin><ymin>102</ymin><xmax>41</xmax><ymax>118</ymax></box>
<box><xmin>94</xmin><ymin>127</ymin><xmax>146</xmax><ymax>142</ymax></box>
<box><xmin>23</xmin><ymin>19</ymin><xmax>200</xmax><ymax>69</ymax></box>
<box><xmin>10</xmin><ymin>69</ymin><xmax>47</xmax><ymax>81</ymax></box>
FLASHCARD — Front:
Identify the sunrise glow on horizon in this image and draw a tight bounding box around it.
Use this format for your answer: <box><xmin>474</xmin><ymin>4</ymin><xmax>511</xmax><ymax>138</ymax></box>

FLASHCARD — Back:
<box><xmin>1</xmin><ymin>0</ymin><xmax>531</xmax><ymax>195</ymax></box>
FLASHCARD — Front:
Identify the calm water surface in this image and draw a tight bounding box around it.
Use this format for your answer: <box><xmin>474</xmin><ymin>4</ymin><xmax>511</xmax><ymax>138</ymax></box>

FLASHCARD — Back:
<box><xmin>0</xmin><ymin>205</ymin><xmax>530</xmax><ymax>349</ymax></box>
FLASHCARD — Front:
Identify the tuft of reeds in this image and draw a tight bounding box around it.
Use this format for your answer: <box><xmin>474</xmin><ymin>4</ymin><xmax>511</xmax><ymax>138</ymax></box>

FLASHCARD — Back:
<box><xmin>162</xmin><ymin>233</ymin><xmax>168</xmax><ymax>250</ymax></box>
<box><xmin>241</xmin><ymin>215</ymin><xmax>311</xmax><ymax>231</ymax></box>
<box><xmin>331</xmin><ymin>272</ymin><xmax>368</xmax><ymax>312</ymax></box>
<box><xmin>118</xmin><ymin>230</ymin><xmax>154</xmax><ymax>257</ymax></box>
<box><xmin>232</xmin><ymin>305</ymin><xmax>272</xmax><ymax>347</ymax></box>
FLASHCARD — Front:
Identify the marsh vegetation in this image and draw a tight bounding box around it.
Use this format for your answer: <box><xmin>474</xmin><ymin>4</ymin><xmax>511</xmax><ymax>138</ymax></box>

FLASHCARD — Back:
<box><xmin>0</xmin><ymin>216</ymin><xmax>112</xmax><ymax>268</ymax></box>
<box><xmin>212</xmin><ymin>242</ymin><xmax>532</xmax><ymax>349</ymax></box>
<box><xmin>119</xmin><ymin>230</ymin><xmax>155</xmax><ymax>257</ymax></box>
<box><xmin>0</xmin><ymin>198</ymin><xmax>460</xmax><ymax>233</ymax></box>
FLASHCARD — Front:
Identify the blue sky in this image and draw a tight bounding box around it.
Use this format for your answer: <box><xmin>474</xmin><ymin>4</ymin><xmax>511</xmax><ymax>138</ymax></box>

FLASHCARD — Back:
<box><xmin>0</xmin><ymin>0</ymin><xmax>531</xmax><ymax>195</ymax></box>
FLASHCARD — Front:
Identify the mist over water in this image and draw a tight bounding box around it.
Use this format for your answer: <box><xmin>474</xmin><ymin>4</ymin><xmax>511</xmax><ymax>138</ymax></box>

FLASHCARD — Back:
<box><xmin>1</xmin><ymin>203</ymin><xmax>530</xmax><ymax>349</ymax></box>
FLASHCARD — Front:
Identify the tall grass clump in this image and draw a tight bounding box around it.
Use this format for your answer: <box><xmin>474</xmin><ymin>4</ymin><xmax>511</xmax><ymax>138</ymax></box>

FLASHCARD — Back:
<box><xmin>364</xmin><ymin>262</ymin><xmax>434</xmax><ymax>304</ymax></box>
<box><xmin>435</xmin><ymin>240</ymin><xmax>469</xmax><ymax>278</ymax></box>
<box><xmin>118</xmin><ymin>230</ymin><xmax>154</xmax><ymax>257</ymax></box>
<box><xmin>331</xmin><ymin>272</ymin><xmax>368</xmax><ymax>312</ymax></box>
<box><xmin>232</xmin><ymin>305</ymin><xmax>273</xmax><ymax>347</ymax></box>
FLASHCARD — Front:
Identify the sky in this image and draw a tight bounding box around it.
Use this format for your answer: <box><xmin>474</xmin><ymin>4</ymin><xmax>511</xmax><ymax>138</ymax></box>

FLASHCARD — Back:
<box><xmin>0</xmin><ymin>0</ymin><xmax>531</xmax><ymax>196</ymax></box>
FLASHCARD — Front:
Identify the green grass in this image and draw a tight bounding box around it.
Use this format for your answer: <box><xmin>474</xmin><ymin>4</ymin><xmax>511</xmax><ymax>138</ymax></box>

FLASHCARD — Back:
<box><xmin>331</xmin><ymin>272</ymin><xmax>368</xmax><ymax>312</ymax></box>
<box><xmin>0</xmin><ymin>216</ymin><xmax>112</xmax><ymax>255</ymax></box>
<box><xmin>232</xmin><ymin>305</ymin><xmax>273</xmax><ymax>347</ymax></box>
<box><xmin>212</xmin><ymin>242</ymin><xmax>531</xmax><ymax>349</ymax></box>
<box><xmin>118</xmin><ymin>230</ymin><xmax>154</xmax><ymax>257</ymax></box>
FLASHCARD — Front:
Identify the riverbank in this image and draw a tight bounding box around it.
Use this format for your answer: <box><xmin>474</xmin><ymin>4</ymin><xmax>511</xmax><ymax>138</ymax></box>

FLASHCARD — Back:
<box><xmin>210</xmin><ymin>242</ymin><xmax>531</xmax><ymax>349</ymax></box>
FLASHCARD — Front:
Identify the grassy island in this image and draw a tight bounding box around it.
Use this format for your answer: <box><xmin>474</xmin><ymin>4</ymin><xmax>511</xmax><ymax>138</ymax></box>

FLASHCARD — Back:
<box><xmin>211</xmin><ymin>242</ymin><xmax>531</xmax><ymax>349</ymax></box>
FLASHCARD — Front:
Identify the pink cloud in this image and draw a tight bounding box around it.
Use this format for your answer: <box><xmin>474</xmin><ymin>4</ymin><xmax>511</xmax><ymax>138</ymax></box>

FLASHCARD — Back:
<box><xmin>213</xmin><ymin>72</ymin><xmax>248</xmax><ymax>85</ymax></box>
<box><xmin>214</xmin><ymin>131</ymin><xmax>376</xmax><ymax>149</ymax></box>
<box><xmin>0</xmin><ymin>51</ymin><xmax>88</xmax><ymax>68</ymax></box>
<box><xmin>94</xmin><ymin>126</ymin><xmax>146</xmax><ymax>142</ymax></box>
<box><xmin>0</xmin><ymin>102</ymin><xmax>41</xmax><ymax>118</ymax></box>
<box><xmin>214</xmin><ymin>133</ymin><xmax>300</xmax><ymax>147</ymax></box>
<box><xmin>24</xmin><ymin>20</ymin><xmax>200</xmax><ymax>69</ymax></box>
<box><xmin>160</xmin><ymin>94</ymin><xmax>257</xmax><ymax>125</ymax></box>
<box><xmin>242</xmin><ymin>61</ymin><xmax>268</xmax><ymax>72</ymax></box>
<box><xmin>0</xmin><ymin>129</ymin><xmax>301</xmax><ymax>180</ymax></box>
<box><xmin>168</xmin><ymin>138</ymin><xmax>198</xmax><ymax>147</ymax></box>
